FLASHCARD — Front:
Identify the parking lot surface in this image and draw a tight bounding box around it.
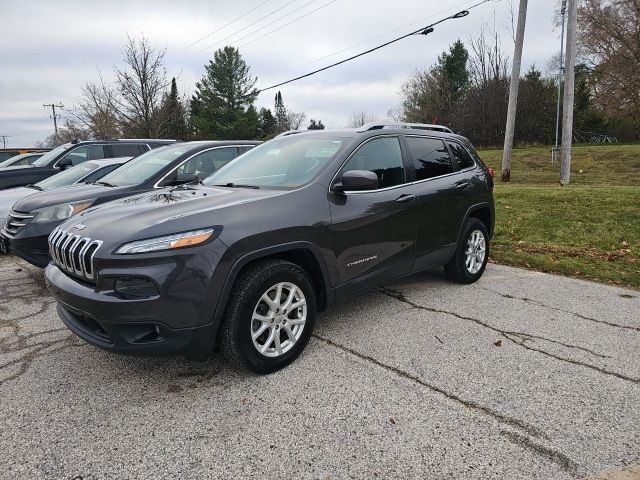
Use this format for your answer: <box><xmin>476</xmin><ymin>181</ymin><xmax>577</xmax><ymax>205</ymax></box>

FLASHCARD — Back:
<box><xmin>1</xmin><ymin>254</ymin><xmax>639</xmax><ymax>479</ymax></box>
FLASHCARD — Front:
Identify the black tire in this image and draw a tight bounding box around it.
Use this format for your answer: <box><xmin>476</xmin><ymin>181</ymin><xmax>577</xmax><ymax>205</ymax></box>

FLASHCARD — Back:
<box><xmin>220</xmin><ymin>259</ymin><xmax>317</xmax><ymax>374</ymax></box>
<box><xmin>444</xmin><ymin>218</ymin><xmax>489</xmax><ymax>284</ymax></box>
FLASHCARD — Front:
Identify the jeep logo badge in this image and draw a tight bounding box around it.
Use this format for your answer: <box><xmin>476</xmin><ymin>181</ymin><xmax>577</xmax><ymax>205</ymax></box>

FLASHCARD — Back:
<box><xmin>74</xmin><ymin>223</ymin><xmax>86</xmax><ymax>231</ymax></box>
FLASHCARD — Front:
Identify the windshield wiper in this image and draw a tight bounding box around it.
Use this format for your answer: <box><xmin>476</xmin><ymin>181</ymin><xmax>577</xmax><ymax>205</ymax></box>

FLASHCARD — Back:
<box><xmin>214</xmin><ymin>182</ymin><xmax>260</xmax><ymax>189</ymax></box>
<box><xmin>25</xmin><ymin>184</ymin><xmax>43</xmax><ymax>191</ymax></box>
<box><xmin>93</xmin><ymin>181</ymin><xmax>116</xmax><ymax>187</ymax></box>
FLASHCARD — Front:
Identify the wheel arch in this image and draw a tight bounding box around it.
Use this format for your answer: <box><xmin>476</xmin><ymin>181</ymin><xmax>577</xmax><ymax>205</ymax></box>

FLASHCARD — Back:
<box><xmin>213</xmin><ymin>241</ymin><xmax>334</xmax><ymax>328</ymax></box>
<box><xmin>457</xmin><ymin>202</ymin><xmax>494</xmax><ymax>244</ymax></box>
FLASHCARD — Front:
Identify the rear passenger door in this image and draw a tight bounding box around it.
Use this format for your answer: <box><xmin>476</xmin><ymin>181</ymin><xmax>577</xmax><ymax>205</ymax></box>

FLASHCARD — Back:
<box><xmin>405</xmin><ymin>135</ymin><xmax>468</xmax><ymax>269</ymax></box>
<box><xmin>329</xmin><ymin>136</ymin><xmax>418</xmax><ymax>298</ymax></box>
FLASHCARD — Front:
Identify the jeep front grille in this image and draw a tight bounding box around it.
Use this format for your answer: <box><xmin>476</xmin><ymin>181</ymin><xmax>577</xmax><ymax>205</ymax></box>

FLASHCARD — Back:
<box><xmin>3</xmin><ymin>210</ymin><xmax>34</xmax><ymax>237</ymax></box>
<box><xmin>48</xmin><ymin>227</ymin><xmax>102</xmax><ymax>280</ymax></box>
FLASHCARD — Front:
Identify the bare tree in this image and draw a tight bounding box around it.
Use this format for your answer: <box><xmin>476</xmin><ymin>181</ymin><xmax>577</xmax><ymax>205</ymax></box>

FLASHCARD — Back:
<box><xmin>114</xmin><ymin>35</ymin><xmax>168</xmax><ymax>137</ymax></box>
<box><xmin>73</xmin><ymin>73</ymin><xmax>121</xmax><ymax>139</ymax></box>
<box><xmin>287</xmin><ymin>111</ymin><xmax>307</xmax><ymax>130</ymax></box>
<box><xmin>578</xmin><ymin>0</ymin><xmax>640</xmax><ymax>128</ymax></box>
<box><xmin>39</xmin><ymin>119</ymin><xmax>91</xmax><ymax>147</ymax></box>
<box><xmin>346</xmin><ymin>110</ymin><xmax>377</xmax><ymax>128</ymax></box>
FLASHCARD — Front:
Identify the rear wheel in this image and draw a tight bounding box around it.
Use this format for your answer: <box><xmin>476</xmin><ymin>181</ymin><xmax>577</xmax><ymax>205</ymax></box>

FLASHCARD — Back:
<box><xmin>444</xmin><ymin>218</ymin><xmax>489</xmax><ymax>284</ymax></box>
<box><xmin>220</xmin><ymin>259</ymin><xmax>317</xmax><ymax>374</ymax></box>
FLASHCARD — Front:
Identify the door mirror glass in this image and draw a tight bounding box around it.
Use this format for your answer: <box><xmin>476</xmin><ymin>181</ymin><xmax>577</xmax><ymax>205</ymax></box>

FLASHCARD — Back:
<box><xmin>335</xmin><ymin>170</ymin><xmax>379</xmax><ymax>192</ymax></box>
<box><xmin>57</xmin><ymin>157</ymin><xmax>73</xmax><ymax>169</ymax></box>
<box><xmin>172</xmin><ymin>173</ymin><xmax>199</xmax><ymax>185</ymax></box>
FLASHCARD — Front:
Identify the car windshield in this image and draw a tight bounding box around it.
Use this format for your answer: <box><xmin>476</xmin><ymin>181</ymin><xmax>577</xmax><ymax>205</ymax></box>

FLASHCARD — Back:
<box><xmin>31</xmin><ymin>144</ymin><xmax>69</xmax><ymax>166</ymax></box>
<box><xmin>99</xmin><ymin>143</ymin><xmax>192</xmax><ymax>187</ymax></box>
<box><xmin>204</xmin><ymin>136</ymin><xmax>348</xmax><ymax>189</ymax></box>
<box><xmin>36</xmin><ymin>162</ymin><xmax>99</xmax><ymax>190</ymax></box>
<box><xmin>0</xmin><ymin>156</ymin><xmax>22</xmax><ymax>167</ymax></box>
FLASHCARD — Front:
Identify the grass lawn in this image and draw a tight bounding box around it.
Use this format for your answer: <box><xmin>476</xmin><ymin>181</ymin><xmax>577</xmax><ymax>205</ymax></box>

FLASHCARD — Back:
<box><xmin>477</xmin><ymin>144</ymin><xmax>640</xmax><ymax>289</ymax></box>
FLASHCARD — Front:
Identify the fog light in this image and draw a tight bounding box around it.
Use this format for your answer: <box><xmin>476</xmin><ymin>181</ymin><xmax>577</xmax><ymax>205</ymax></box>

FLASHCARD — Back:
<box><xmin>114</xmin><ymin>277</ymin><xmax>159</xmax><ymax>298</ymax></box>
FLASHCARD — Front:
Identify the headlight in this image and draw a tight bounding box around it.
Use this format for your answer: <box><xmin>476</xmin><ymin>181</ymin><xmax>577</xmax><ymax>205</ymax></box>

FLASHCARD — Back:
<box><xmin>32</xmin><ymin>201</ymin><xmax>94</xmax><ymax>223</ymax></box>
<box><xmin>115</xmin><ymin>228</ymin><xmax>218</xmax><ymax>254</ymax></box>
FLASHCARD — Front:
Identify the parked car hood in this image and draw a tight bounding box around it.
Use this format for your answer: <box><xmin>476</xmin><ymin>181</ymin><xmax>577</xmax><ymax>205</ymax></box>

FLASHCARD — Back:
<box><xmin>59</xmin><ymin>185</ymin><xmax>286</xmax><ymax>246</ymax></box>
<box><xmin>11</xmin><ymin>184</ymin><xmax>129</xmax><ymax>213</ymax></box>
<box><xmin>0</xmin><ymin>186</ymin><xmax>35</xmax><ymax>221</ymax></box>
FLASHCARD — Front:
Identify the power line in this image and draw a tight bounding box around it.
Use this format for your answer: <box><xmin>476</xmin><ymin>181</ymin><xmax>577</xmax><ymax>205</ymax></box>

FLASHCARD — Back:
<box><xmin>283</xmin><ymin>0</ymin><xmax>482</xmax><ymax>73</ymax></box>
<box><xmin>189</xmin><ymin>0</ymin><xmax>315</xmax><ymax>58</ymax></box>
<box><xmin>176</xmin><ymin>0</ymin><xmax>272</xmax><ymax>53</ymax></box>
<box><xmin>237</xmin><ymin>0</ymin><xmax>337</xmax><ymax>49</ymax></box>
<box><xmin>254</xmin><ymin>0</ymin><xmax>494</xmax><ymax>93</ymax></box>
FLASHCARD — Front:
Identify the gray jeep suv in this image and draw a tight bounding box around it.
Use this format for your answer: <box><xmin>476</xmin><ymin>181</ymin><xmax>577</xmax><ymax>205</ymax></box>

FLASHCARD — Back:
<box><xmin>44</xmin><ymin>123</ymin><xmax>495</xmax><ymax>374</ymax></box>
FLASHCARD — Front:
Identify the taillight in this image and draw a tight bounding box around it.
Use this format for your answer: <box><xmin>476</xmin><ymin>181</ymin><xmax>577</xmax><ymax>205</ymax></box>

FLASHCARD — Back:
<box><xmin>487</xmin><ymin>167</ymin><xmax>495</xmax><ymax>179</ymax></box>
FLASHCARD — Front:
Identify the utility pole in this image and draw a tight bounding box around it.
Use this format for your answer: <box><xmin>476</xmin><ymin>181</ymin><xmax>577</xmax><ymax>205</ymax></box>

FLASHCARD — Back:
<box><xmin>552</xmin><ymin>0</ymin><xmax>567</xmax><ymax>163</ymax></box>
<box><xmin>560</xmin><ymin>0</ymin><xmax>578</xmax><ymax>185</ymax></box>
<box><xmin>0</xmin><ymin>135</ymin><xmax>10</xmax><ymax>148</ymax></box>
<box><xmin>43</xmin><ymin>103</ymin><xmax>64</xmax><ymax>144</ymax></box>
<box><xmin>501</xmin><ymin>0</ymin><xmax>528</xmax><ymax>182</ymax></box>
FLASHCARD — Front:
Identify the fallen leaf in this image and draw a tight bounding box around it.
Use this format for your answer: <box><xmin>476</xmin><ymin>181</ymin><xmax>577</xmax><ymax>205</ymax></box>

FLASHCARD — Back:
<box><xmin>494</xmin><ymin>340</ymin><xmax>502</xmax><ymax>347</ymax></box>
<box><xmin>622</xmin><ymin>240</ymin><xmax>629</xmax><ymax>246</ymax></box>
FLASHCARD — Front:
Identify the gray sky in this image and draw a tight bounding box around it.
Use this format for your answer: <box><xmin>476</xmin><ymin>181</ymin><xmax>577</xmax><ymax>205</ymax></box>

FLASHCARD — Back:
<box><xmin>0</xmin><ymin>0</ymin><xmax>560</xmax><ymax>145</ymax></box>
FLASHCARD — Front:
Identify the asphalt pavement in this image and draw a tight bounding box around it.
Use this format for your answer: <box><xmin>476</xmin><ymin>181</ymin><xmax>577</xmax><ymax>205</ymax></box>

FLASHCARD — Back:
<box><xmin>1</xmin><ymin>254</ymin><xmax>638</xmax><ymax>479</ymax></box>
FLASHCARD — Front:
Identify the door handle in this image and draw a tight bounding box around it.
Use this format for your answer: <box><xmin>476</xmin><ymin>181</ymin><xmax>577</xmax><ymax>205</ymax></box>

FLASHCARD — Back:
<box><xmin>396</xmin><ymin>194</ymin><xmax>416</xmax><ymax>203</ymax></box>
<box><xmin>454</xmin><ymin>180</ymin><xmax>471</xmax><ymax>189</ymax></box>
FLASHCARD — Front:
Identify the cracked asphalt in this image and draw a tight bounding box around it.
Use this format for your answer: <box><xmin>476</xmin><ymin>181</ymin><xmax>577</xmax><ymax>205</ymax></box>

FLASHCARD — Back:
<box><xmin>1</xmin><ymin>254</ymin><xmax>639</xmax><ymax>480</ymax></box>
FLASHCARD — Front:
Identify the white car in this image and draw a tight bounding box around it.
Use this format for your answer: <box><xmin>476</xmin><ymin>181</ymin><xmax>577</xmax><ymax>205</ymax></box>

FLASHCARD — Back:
<box><xmin>0</xmin><ymin>157</ymin><xmax>131</xmax><ymax>229</ymax></box>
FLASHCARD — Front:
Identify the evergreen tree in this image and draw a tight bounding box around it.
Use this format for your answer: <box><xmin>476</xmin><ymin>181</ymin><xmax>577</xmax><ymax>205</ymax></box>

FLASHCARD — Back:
<box><xmin>258</xmin><ymin>108</ymin><xmax>277</xmax><ymax>138</ymax></box>
<box><xmin>158</xmin><ymin>77</ymin><xmax>187</xmax><ymax>139</ymax></box>
<box><xmin>307</xmin><ymin>119</ymin><xmax>325</xmax><ymax>130</ymax></box>
<box><xmin>190</xmin><ymin>47</ymin><xmax>259</xmax><ymax>139</ymax></box>
<box><xmin>274</xmin><ymin>91</ymin><xmax>288</xmax><ymax>132</ymax></box>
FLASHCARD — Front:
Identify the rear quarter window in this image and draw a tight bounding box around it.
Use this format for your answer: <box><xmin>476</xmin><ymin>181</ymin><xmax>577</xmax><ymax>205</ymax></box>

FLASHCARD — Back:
<box><xmin>447</xmin><ymin>141</ymin><xmax>476</xmax><ymax>170</ymax></box>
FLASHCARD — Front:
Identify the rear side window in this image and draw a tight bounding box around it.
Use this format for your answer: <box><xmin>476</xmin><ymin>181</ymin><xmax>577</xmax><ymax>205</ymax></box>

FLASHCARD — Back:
<box><xmin>342</xmin><ymin>137</ymin><xmax>404</xmax><ymax>189</ymax></box>
<box><xmin>447</xmin><ymin>142</ymin><xmax>475</xmax><ymax>170</ymax></box>
<box><xmin>406</xmin><ymin>137</ymin><xmax>453</xmax><ymax>180</ymax></box>
<box><xmin>111</xmin><ymin>144</ymin><xmax>144</xmax><ymax>157</ymax></box>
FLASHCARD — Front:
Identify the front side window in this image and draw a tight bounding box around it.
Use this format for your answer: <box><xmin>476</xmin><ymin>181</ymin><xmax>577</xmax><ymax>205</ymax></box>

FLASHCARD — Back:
<box><xmin>340</xmin><ymin>137</ymin><xmax>404</xmax><ymax>189</ymax></box>
<box><xmin>406</xmin><ymin>137</ymin><xmax>453</xmax><ymax>180</ymax></box>
<box><xmin>99</xmin><ymin>143</ymin><xmax>196</xmax><ymax>187</ymax></box>
<box><xmin>204</xmin><ymin>136</ymin><xmax>347</xmax><ymax>189</ymax></box>
<box><xmin>448</xmin><ymin>141</ymin><xmax>475</xmax><ymax>170</ymax></box>
<box><xmin>31</xmin><ymin>144</ymin><xmax>70</xmax><ymax>166</ymax></box>
<box><xmin>58</xmin><ymin>145</ymin><xmax>105</xmax><ymax>166</ymax></box>
<box><xmin>176</xmin><ymin>147</ymin><xmax>238</xmax><ymax>179</ymax></box>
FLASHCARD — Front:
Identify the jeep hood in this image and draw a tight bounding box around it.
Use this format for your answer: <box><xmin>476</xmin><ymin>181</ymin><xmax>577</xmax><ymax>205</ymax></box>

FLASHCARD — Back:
<box><xmin>58</xmin><ymin>185</ymin><xmax>286</xmax><ymax>245</ymax></box>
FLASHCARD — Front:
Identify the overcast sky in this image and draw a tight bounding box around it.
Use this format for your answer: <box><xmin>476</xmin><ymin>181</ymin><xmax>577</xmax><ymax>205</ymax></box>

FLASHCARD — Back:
<box><xmin>1</xmin><ymin>0</ymin><xmax>561</xmax><ymax>146</ymax></box>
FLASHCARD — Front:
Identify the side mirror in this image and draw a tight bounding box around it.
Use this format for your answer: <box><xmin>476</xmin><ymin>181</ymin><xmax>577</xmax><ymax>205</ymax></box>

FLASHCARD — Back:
<box><xmin>333</xmin><ymin>170</ymin><xmax>379</xmax><ymax>192</ymax></box>
<box><xmin>169</xmin><ymin>173</ymin><xmax>199</xmax><ymax>186</ymax></box>
<box><xmin>57</xmin><ymin>157</ymin><xmax>72</xmax><ymax>169</ymax></box>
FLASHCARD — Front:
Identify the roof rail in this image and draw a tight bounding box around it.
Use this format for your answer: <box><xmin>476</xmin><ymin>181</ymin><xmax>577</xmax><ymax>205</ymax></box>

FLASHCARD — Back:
<box><xmin>274</xmin><ymin>130</ymin><xmax>306</xmax><ymax>138</ymax></box>
<box><xmin>357</xmin><ymin>122</ymin><xmax>453</xmax><ymax>134</ymax></box>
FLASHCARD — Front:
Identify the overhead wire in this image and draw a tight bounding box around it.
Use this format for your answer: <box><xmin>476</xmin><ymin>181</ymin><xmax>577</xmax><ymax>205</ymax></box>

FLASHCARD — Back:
<box><xmin>176</xmin><ymin>0</ymin><xmax>272</xmax><ymax>53</ymax></box>
<box><xmin>254</xmin><ymin>0</ymin><xmax>497</xmax><ymax>93</ymax></box>
<box><xmin>189</xmin><ymin>0</ymin><xmax>316</xmax><ymax>58</ymax></box>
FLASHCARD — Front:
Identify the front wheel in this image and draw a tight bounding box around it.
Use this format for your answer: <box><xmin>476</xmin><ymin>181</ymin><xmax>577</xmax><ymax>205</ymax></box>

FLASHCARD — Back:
<box><xmin>444</xmin><ymin>218</ymin><xmax>489</xmax><ymax>284</ymax></box>
<box><xmin>220</xmin><ymin>259</ymin><xmax>317</xmax><ymax>374</ymax></box>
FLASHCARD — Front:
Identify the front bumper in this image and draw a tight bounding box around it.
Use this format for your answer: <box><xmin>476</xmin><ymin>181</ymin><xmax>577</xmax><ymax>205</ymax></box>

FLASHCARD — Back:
<box><xmin>45</xmin><ymin>264</ymin><xmax>217</xmax><ymax>356</ymax></box>
<box><xmin>1</xmin><ymin>231</ymin><xmax>50</xmax><ymax>267</ymax></box>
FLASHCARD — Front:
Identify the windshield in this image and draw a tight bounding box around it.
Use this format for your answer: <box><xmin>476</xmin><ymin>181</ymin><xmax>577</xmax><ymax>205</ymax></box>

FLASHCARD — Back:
<box><xmin>31</xmin><ymin>144</ymin><xmax>69</xmax><ymax>166</ymax></box>
<box><xmin>204</xmin><ymin>136</ymin><xmax>348</xmax><ymax>188</ymax></box>
<box><xmin>36</xmin><ymin>162</ymin><xmax>99</xmax><ymax>190</ymax></box>
<box><xmin>99</xmin><ymin>143</ymin><xmax>192</xmax><ymax>187</ymax></box>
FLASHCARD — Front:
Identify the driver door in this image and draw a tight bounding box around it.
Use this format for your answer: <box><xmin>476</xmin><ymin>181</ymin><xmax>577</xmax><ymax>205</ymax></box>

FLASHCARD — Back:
<box><xmin>329</xmin><ymin>136</ymin><xmax>418</xmax><ymax>299</ymax></box>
